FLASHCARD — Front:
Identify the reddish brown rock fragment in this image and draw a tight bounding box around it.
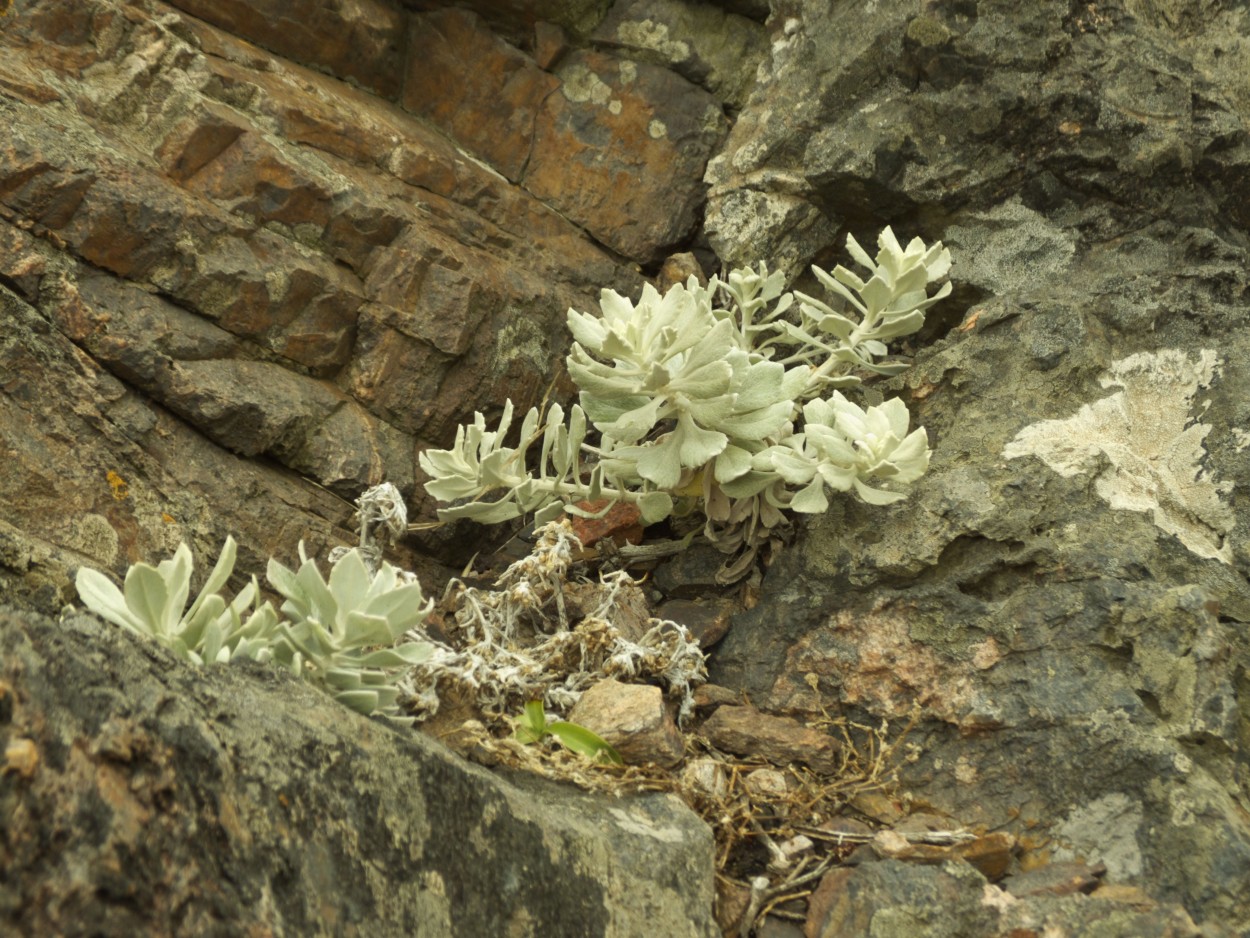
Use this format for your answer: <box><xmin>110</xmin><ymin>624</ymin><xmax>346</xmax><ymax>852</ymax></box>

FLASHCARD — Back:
<box><xmin>1002</xmin><ymin>860</ymin><xmax>1107</xmax><ymax>898</ymax></box>
<box><xmin>0</xmin><ymin>0</ymin><xmax>641</xmax><ymax>542</ymax></box>
<box><xmin>701</xmin><ymin>704</ymin><xmax>840</xmax><ymax>774</ymax></box>
<box><xmin>956</xmin><ymin>832</ymin><xmax>1017</xmax><ymax>882</ymax></box>
<box><xmin>566</xmin><ymin>499</ymin><xmax>644</xmax><ymax>549</ymax></box>
<box><xmin>567</xmin><ymin>678</ymin><xmax>684</xmax><ymax>767</ymax></box>
<box><xmin>183</xmin><ymin>131</ymin><xmax>335</xmax><ymax>230</ymax></box>
<box><xmin>656</xmin><ymin>251</ymin><xmax>705</xmax><ymax>290</ymax></box>
<box><xmin>533</xmin><ymin>21</ymin><xmax>569</xmax><ymax>70</ymax></box>
<box><xmin>803</xmin><ymin>867</ymin><xmax>854</xmax><ymax>938</ymax></box>
<box><xmin>362</xmin><ymin>233</ymin><xmax>504</xmax><ymax>358</ymax></box>
<box><xmin>154</xmin><ymin>100</ymin><xmax>250</xmax><ymax>184</ymax></box>
<box><xmin>691</xmin><ymin>682</ymin><xmax>739</xmax><ymax>710</ymax></box>
<box><xmin>716</xmin><ymin>876</ymin><xmax>753</xmax><ymax>936</ymax></box>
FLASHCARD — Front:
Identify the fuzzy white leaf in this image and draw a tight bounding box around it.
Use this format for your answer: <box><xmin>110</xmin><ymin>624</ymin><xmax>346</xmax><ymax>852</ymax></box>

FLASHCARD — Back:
<box><xmin>853</xmin><ymin>478</ymin><xmax>909</xmax><ymax>505</ymax></box>
<box><xmin>790</xmin><ymin>478</ymin><xmax>830</xmax><ymax>514</ymax></box>
<box><xmin>76</xmin><ymin>567</ymin><xmax>145</xmax><ymax>634</ymax></box>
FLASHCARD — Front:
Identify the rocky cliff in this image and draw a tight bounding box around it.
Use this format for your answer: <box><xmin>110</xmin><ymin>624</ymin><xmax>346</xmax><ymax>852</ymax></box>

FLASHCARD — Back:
<box><xmin>2</xmin><ymin>0</ymin><xmax>1249</xmax><ymax>935</ymax></box>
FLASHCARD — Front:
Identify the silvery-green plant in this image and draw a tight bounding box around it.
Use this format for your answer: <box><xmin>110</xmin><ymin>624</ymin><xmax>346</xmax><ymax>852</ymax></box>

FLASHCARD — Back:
<box><xmin>419</xmin><ymin>228</ymin><xmax>950</xmax><ymax>577</ymax></box>
<box><xmin>75</xmin><ymin>536</ymin><xmax>282</xmax><ymax>665</ymax></box>
<box><xmin>266</xmin><ymin>545</ymin><xmax>434</xmax><ymax>722</ymax></box>
<box><xmin>76</xmin><ymin>515</ymin><xmax>436</xmax><ymax>722</ymax></box>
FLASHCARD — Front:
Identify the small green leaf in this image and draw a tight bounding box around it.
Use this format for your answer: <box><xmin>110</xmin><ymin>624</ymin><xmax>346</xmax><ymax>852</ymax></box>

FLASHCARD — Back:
<box><xmin>515</xmin><ymin>700</ymin><xmax>549</xmax><ymax>744</ymax></box>
<box><xmin>547</xmin><ymin>721</ymin><xmax>624</xmax><ymax>765</ymax></box>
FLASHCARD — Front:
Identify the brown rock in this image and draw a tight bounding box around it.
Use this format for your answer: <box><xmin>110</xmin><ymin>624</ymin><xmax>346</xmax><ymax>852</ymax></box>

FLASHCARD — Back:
<box><xmin>716</xmin><ymin>876</ymin><xmax>752</xmax><ymax>936</ymax></box>
<box><xmin>54</xmin><ymin>271</ymin><xmax>241</xmax><ymax>382</ymax></box>
<box><xmin>2</xmin><ymin>118</ymin><xmax>365</xmax><ymax>373</ymax></box>
<box><xmin>847</xmin><ymin>791</ymin><xmax>907</xmax><ymax>826</ymax></box>
<box><xmin>413</xmin><ymin>0</ymin><xmax>610</xmax><ymax>46</ymax></box>
<box><xmin>567</xmin><ymin>678</ymin><xmax>685</xmax><ymax>767</ymax></box>
<box><xmin>656</xmin><ymin>597</ymin><xmax>733</xmax><ymax>648</ymax></box>
<box><xmin>347</xmin><ymin>257</ymin><xmax>565</xmax><ymax>443</ymax></box>
<box><xmin>955</xmin><ymin>832</ymin><xmax>1017</xmax><ymax>882</ymax></box>
<box><xmin>525</xmin><ymin>49</ymin><xmax>727</xmax><ymax>262</ymax></box>
<box><xmin>858</xmin><ymin>827</ymin><xmax>1015</xmax><ymax>880</ymax></box>
<box><xmin>561</xmin><ymin>578</ymin><xmax>652</xmax><ymax>643</ymax></box>
<box><xmin>156</xmin><ymin>358</ymin><xmax>414</xmax><ymax>495</ymax></box>
<box><xmin>152</xmin><ymin>99</ymin><xmax>250</xmax><ymax>184</ymax></box>
<box><xmin>182</xmin><ymin>130</ymin><xmax>336</xmax><ymax>231</ymax></box>
<box><xmin>361</xmin><ymin>230</ymin><xmax>504</xmax><ymax>358</ymax></box>
<box><xmin>701</xmin><ymin>704</ymin><xmax>840</xmax><ymax>774</ymax></box>
<box><xmin>0</xmin><ymin>284</ymin><xmax>413</xmax><ymax>612</ymax></box>
<box><xmin>1090</xmin><ymin>883</ymin><xmax>1163</xmax><ymax>907</ymax></box>
<box><xmin>804</xmin><ymin>867</ymin><xmax>853</xmax><ymax>938</ymax></box>
<box><xmin>692</xmin><ymin>682</ymin><xmax>740</xmax><ymax>710</ymax></box>
<box><xmin>190</xmin><ymin>32</ymin><xmax>628</xmax><ymax>293</ymax></box>
<box><xmin>166</xmin><ymin>0</ymin><xmax>408</xmax><ymax>99</ymax></box>
<box><xmin>6</xmin><ymin>0</ymin><xmax>115</xmax><ymax>74</ymax></box>
<box><xmin>0</xmin><ymin>0</ymin><xmax>648</xmax><ymax>518</ymax></box>
<box><xmin>566</xmin><ymin>498</ymin><xmax>644</xmax><ymax>549</ymax></box>
<box><xmin>1002</xmin><ymin>860</ymin><xmax>1108</xmax><ymax>898</ymax></box>
<box><xmin>656</xmin><ymin>251</ymin><xmax>706</xmax><ymax>291</ymax></box>
<box><xmin>533</xmin><ymin>21</ymin><xmax>569</xmax><ymax>70</ymax></box>
<box><xmin>403</xmin><ymin>9</ymin><xmax>560</xmax><ymax>183</ymax></box>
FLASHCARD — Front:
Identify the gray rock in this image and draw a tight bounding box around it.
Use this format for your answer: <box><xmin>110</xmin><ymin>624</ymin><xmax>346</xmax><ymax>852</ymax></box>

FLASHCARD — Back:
<box><xmin>805</xmin><ymin>861</ymin><xmax>1205</xmax><ymax>938</ymax></box>
<box><xmin>0</xmin><ymin>607</ymin><xmax>717</xmax><ymax>937</ymax></box>
<box><xmin>591</xmin><ymin>0</ymin><xmax>768</xmax><ymax>109</ymax></box>
<box><xmin>705</xmin><ymin>0</ymin><xmax>1250</xmax><ymax>932</ymax></box>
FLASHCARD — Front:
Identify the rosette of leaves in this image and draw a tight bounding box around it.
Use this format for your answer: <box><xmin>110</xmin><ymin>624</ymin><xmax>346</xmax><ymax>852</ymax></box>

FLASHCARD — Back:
<box><xmin>75</xmin><ymin>536</ymin><xmax>283</xmax><ymax>665</ymax></box>
<box><xmin>418</xmin><ymin>227</ymin><xmax>950</xmax><ymax>574</ymax></box>
<box><xmin>418</xmin><ymin>399</ymin><xmax>679</xmax><ymax>527</ymax></box>
<box><xmin>732</xmin><ymin>393</ymin><xmax>932</xmax><ymax>512</ymax></box>
<box><xmin>567</xmin><ymin>279</ymin><xmax>807</xmax><ymax>491</ymax></box>
<box><xmin>783</xmin><ymin>227</ymin><xmax>952</xmax><ymax>388</ymax></box>
<box><xmin>266</xmin><ymin>545</ymin><xmax>435</xmax><ymax>722</ymax></box>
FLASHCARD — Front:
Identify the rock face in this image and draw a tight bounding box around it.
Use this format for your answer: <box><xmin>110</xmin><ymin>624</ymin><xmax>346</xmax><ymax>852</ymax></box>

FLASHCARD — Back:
<box><xmin>705</xmin><ymin>1</ymin><xmax>1250</xmax><ymax>934</ymax></box>
<box><xmin>0</xmin><ymin>608</ymin><xmax>717</xmax><ymax>936</ymax></box>
<box><xmin>3</xmin><ymin>0</ymin><xmax>1250</xmax><ymax>935</ymax></box>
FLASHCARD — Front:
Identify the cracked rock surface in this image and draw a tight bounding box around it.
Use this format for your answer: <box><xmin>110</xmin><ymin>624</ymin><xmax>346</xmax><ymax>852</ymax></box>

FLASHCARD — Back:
<box><xmin>3</xmin><ymin>0</ymin><xmax>1250</xmax><ymax>935</ymax></box>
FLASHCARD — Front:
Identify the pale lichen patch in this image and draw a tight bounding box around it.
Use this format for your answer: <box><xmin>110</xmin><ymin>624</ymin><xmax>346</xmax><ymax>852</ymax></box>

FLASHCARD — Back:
<box><xmin>1053</xmin><ymin>792</ymin><xmax>1144</xmax><ymax>880</ymax></box>
<box><xmin>561</xmin><ymin>64</ymin><xmax>613</xmax><ymax>106</ymax></box>
<box><xmin>1003</xmin><ymin>349</ymin><xmax>1234</xmax><ymax>562</ymax></box>
<box><xmin>616</xmin><ymin>21</ymin><xmax>691</xmax><ymax>63</ymax></box>
<box><xmin>607</xmin><ymin>806</ymin><xmax>688</xmax><ymax>844</ymax></box>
